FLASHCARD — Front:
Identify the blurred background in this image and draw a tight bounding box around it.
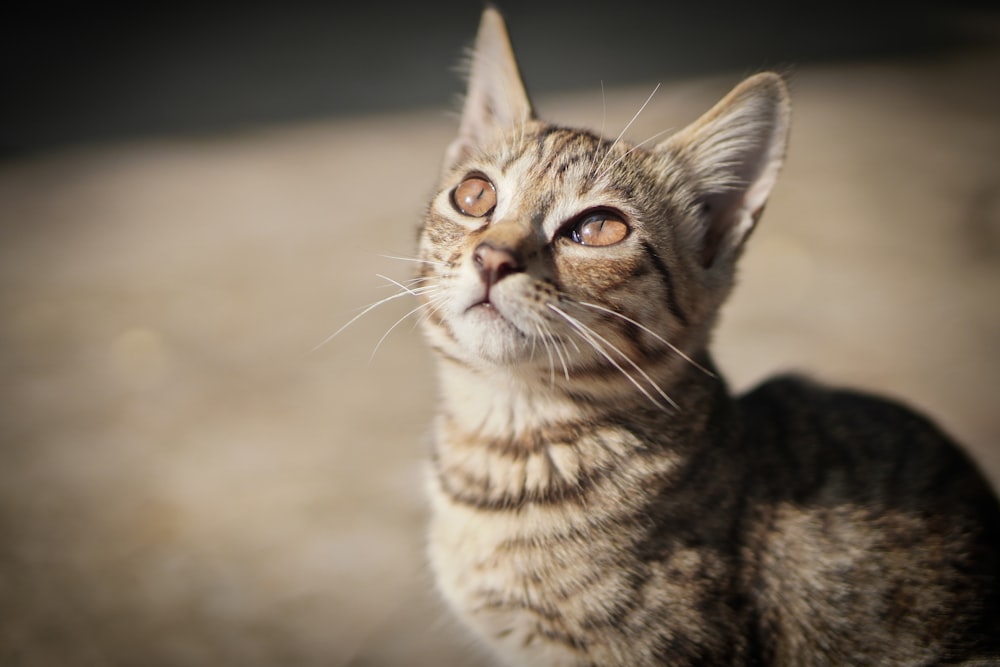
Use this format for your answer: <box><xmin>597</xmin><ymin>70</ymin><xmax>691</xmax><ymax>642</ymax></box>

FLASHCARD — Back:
<box><xmin>5</xmin><ymin>0</ymin><xmax>1000</xmax><ymax>155</ymax></box>
<box><xmin>1</xmin><ymin>1</ymin><xmax>999</xmax><ymax>665</ymax></box>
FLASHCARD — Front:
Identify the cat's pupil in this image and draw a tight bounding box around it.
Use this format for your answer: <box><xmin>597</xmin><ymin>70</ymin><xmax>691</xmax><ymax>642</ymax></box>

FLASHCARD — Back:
<box><xmin>453</xmin><ymin>176</ymin><xmax>496</xmax><ymax>218</ymax></box>
<box><xmin>572</xmin><ymin>213</ymin><xmax>629</xmax><ymax>247</ymax></box>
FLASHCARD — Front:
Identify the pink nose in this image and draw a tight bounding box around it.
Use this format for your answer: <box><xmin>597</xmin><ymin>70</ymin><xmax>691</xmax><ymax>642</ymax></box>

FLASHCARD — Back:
<box><xmin>473</xmin><ymin>242</ymin><xmax>524</xmax><ymax>287</ymax></box>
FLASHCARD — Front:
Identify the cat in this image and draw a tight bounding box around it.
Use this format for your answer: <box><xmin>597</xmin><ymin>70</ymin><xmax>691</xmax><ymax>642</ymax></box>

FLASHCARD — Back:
<box><xmin>413</xmin><ymin>7</ymin><xmax>1000</xmax><ymax>666</ymax></box>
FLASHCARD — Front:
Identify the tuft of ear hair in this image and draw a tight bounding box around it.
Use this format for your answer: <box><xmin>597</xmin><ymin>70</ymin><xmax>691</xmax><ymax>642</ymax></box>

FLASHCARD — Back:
<box><xmin>445</xmin><ymin>7</ymin><xmax>534</xmax><ymax>170</ymax></box>
<box><xmin>660</xmin><ymin>73</ymin><xmax>791</xmax><ymax>268</ymax></box>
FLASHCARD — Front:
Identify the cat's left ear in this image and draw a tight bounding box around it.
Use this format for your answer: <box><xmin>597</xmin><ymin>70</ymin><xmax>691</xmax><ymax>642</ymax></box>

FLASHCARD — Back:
<box><xmin>660</xmin><ymin>73</ymin><xmax>790</xmax><ymax>269</ymax></box>
<box><xmin>445</xmin><ymin>7</ymin><xmax>534</xmax><ymax>170</ymax></box>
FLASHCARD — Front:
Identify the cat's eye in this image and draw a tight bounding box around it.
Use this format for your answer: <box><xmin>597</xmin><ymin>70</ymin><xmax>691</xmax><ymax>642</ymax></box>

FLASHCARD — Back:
<box><xmin>569</xmin><ymin>212</ymin><xmax>629</xmax><ymax>247</ymax></box>
<box><xmin>452</xmin><ymin>176</ymin><xmax>497</xmax><ymax>218</ymax></box>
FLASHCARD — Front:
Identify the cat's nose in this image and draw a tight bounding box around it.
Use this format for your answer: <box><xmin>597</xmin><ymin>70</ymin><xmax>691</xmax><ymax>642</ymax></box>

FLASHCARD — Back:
<box><xmin>473</xmin><ymin>241</ymin><xmax>524</xmax><ymax>287</ymax></box>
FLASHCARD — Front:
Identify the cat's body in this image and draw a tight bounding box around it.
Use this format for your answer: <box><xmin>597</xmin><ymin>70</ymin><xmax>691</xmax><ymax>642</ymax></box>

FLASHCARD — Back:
<box><xmin>430</xmin><ymin>367</ymin><xmax>1000</xmax><ymax>666</ymax></box>
<box><xmin>417</xmin><ymin>9</ymin><xmax>1000</xmax><ymax>666</ymax></box>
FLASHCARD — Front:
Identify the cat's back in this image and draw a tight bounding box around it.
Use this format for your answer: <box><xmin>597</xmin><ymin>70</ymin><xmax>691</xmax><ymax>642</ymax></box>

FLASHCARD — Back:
<box><xmin>737</xmin><ymin>375</ymin><xmax>998</xmax><ymax>508</ymax></box>
<box><xmin>735</xmin><ymin>375</ymin><xmax>1000</xmax><ymax>665</ymax></box>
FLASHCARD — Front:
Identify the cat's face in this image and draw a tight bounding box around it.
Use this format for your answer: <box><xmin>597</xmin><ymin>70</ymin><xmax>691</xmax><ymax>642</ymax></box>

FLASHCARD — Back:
<box><xmin>417</xmin><ymin>9</ymin><xmax>789</xmax><ymax>403</ymax></box>
<box><xmin>418</xmin><ymin>123</ymin><xmax>694</xmax><ymax>379</ymax></box>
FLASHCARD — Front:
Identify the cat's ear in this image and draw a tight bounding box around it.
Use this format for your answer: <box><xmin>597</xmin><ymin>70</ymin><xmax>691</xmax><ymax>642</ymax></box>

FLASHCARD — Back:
<box><xmin>660</xmin><ymin>73</ymin><xmax>790</xmax><ymax>269</ymax></box>
<box><xmin>445</xmin><ymin>7</ymin><xmax>534</xmax><ymax>170</ymax></box>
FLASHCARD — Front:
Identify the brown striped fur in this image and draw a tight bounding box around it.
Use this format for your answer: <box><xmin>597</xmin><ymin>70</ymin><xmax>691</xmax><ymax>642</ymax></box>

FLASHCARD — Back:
<box><xmin>416</xmin><ymin>8</ymin><xmax>1000</xmax><ymax>666</ymax></box>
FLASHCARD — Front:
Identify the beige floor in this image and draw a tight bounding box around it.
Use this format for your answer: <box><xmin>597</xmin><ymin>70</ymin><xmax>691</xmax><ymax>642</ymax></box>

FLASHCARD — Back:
<box><xmin>1</xmin><ymin>45</ymin><xmax>999</xmax><ymax>666</ymax></box>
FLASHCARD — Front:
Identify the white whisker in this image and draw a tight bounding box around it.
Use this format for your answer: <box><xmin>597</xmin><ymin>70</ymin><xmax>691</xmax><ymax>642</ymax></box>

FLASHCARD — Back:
<box><xmin>532</xmin><ymin>313</ymin><xmax>571</xmax><ymax>384</ymax></box>
<box><xmin>312</xmin><ymin>273</ymin><xmax>439</xmax><ymax>354</ymax></box>
<box><xmin>529</xmin><ymin>319</ymin><xmax>557</xmax><ymax>386</ymax></box>
<box><xmin>576</xmin><ymin>301</ymin><xmax>715</xmax><ymax>378</ymax></box>
<box><xmin>312</xmin><ymin>285</ymin><xmax>428</xmax><ymax>353</ymax></box>
<box><xmin>597</xmin><ymin>126</ymin><xmax>675</xmax><ymax>180</ymax></box>
<box><xmin>375</xmin><ymin>276</ymin><xmax>433</xmax><ymax>290</ymax></box>
<box><xmin>379</xmin><ymin>253</ymin><xmax>447</xmax><ymax>267</ymax></box>
<box><xmin>370</xmin><ymin>297</ymin><xmax>440</xmax><ymax>362</ymax></box>
<box><xmin>548</xmin><ymin>304</ymin><xmax>676</xmax><ymax>411</ymax></box>
<box><xmin>588</xmin><ymin>80</ymin><xmax>607</xmax><ymax>177</ymax></box>
<box><xmin>376</xmin><ymin>273</ymin><xmax>436</xmax><ymax>297</ymax></box>
<box><xmin>547</xmin><ymin>326</ymin><xmax>572</xmax><ymax>382</ymax></box>
<box><xmin>600</xmin><ymin>80</ymin><xmax>607</xmax><ymax>137</ymax></box>
<box><xmin>594</xmin><ymin>82</ymin><xmax>661</xmax><ymax>176</ymax></box>
<box><xmin>415</xmin><ymin>294</ymin><xmax>448</xmax><ymax>328</ymax></box>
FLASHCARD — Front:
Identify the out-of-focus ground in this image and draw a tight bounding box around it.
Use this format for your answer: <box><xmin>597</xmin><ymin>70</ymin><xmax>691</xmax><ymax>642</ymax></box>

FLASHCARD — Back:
<box><xmin>2</xmin><ymin>29</ymin><xmax>1000</xmax><ymax>667</ymax></box>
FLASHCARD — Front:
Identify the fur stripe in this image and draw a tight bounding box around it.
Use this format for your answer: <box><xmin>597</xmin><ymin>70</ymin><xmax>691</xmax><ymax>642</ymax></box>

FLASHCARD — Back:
<box><xmin>428</xmin><ymin>343</ymin><xmax>468</xmax><ymax>368</ymax></box>
<box><xmin>640</xmin><ymin>240</ymin><xmax>689</xmax><ymax>326</ymax></box>
<box><xmin>478</xmin><ymin>594</ymin><xmax>563</xmax><ymax>623</ymax></box>
<box><xmin>435</xmin><ymin>461</ymin><xmax>607</xmax><ymax>511</ymax></box>
<box><xmin>423</xmin><ymin>306</ymin><xmax>457</xmax><ymax>343</ymax></box>
<box><xmin>441</xmin><ymin>415</ymin><xmax>586</xmax><ymax>457</ymax></box>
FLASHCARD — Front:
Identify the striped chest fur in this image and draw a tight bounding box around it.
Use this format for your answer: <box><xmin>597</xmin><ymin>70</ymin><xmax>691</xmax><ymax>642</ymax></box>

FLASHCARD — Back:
<box><xmin>415</xmin><ymin>8</ymin><xmax>1000</xmax><ymax>667</ymax></box>
<box><xmin>424</xmin><ymin>370</ymin><xmax>748</xmax><ymax>667</ymax></box>
<box><xmin>427</xmin><ymin>414</ymin><xmax>671</xmax><ymax>666</ymax></box>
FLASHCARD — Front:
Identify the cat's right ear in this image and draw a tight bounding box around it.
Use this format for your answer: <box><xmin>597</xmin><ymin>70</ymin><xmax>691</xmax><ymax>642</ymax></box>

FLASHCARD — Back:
<box><xmin>445</xmin><ymin>7</ymin><xmax>534</xmax><ymax>170</ymax></box>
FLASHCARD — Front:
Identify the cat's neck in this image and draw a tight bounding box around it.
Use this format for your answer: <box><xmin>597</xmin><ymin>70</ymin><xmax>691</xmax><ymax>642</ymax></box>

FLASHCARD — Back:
<box><xmin>434</xmin><ymin>352</ymin><xmax>726</xmax><ymax>443</ymax></box>
<box><xmin>435</xmin><ymin>361</ymin><xmax>584</xmax><ymax>440</ymax></box>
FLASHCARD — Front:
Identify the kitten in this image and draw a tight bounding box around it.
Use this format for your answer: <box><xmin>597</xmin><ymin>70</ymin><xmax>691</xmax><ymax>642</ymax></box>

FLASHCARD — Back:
<box><xmin>415</xmin><ymin>8</ymin><xmax>1000</xmax><ymax>666</ymax></box>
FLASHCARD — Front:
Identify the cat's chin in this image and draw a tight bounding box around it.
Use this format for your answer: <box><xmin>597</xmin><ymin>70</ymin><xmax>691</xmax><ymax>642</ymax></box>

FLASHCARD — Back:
<box><xmin>439</xmin><ymin>304</ymin><xmax>567</xmax><ymax>372</ymax></box>
<box><xmin>451</xmin><ymin>306</ymin><xmax>532</xmax><ymax>365</ymax></box>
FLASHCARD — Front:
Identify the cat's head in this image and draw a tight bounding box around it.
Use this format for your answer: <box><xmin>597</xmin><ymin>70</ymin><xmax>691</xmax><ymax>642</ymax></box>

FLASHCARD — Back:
<box><xmin>417</xmin><ymin>8</ymin><xmax>789</xmax><ymax>405</ymax></box>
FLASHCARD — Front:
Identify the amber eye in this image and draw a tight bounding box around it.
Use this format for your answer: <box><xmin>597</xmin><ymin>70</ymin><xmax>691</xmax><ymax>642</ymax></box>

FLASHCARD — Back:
<box><xmin>452</xmin><ymin>176</ymin><xmax>497</xmax><ymax>217</ymax></box>
<box><xmin>570</xmin><ymin>212</ymin><xmax>629</xmax><ymax>247</ymax></box>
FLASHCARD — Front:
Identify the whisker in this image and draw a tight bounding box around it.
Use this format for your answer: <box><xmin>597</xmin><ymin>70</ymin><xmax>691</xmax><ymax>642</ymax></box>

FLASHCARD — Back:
<box><xmin>594</xmin><ymin>82</ymin><xmax>661</xmax><ymax>177</ymax></box>
<box><xmin>527</xmin><ymin>322</ymin><xmax>539</xmax><ymax>362</ymax></box>
<box><xmin>311</xmin><ymin>285</ymin><xmax>431</xmax><ymax>353</ymax></box>
<box><xmin>576</xmin><ymin>301</ymin><xmax>715</xmax><ymax>378</ymax></box>
<box><xmin>524</xmin><ymin>309</ymin><xmax>573</xmax><ymax>385</ymax></box>
<box><xmin>415</xmin><ymin>294</ymin><xmax>448</xmax><ymax>328</ymax></box>
<box><xmin>587</xmin><ymin>80</ymin><xmax>607</xmax><ymax>177</ymax></box>
<box><xmin>375</xmin><ymin>276</ymin><xmax>433</xmax><ymax>290</ymax></box>
<box><xmin>612</xmin><ymin>82</ymin><xmax>662</xmax><ymax>149</ymax></box>
<box><xmin>378</xmin><ymin>253</ymin><xmax>447</xmax><ymax>267</ymax></box>
<box><xmin>546</xmin><ymin>323</ymin><xmax>572</xmax><ymax>382</ymax></box>
<box><xmin>312</xmin><ymin>275</ymin><xmax>438</xmax><ymax>354</ymax></box>
<box><xmin>596</xmin><ymin>126</ymin><xmax>674</xmax><ymax>180</ymax></box>
<box><xmin>552</xmin><ymin>306</ymin><xmax>669</xmax><ymax>410</ymax></box>
<box><xmin>600</xmin><ymin>80</ymin><xmax>607</xmax><ymax>137</ymax></box>
<box><xmin>536</xmin><ymin>313</ymin><xmax>572</xmax><ymax>382</ymax></box>
<box><xmin>561</xmin><ymin>327</ymin><xmax>582</xmax><ymax>355</ymax></box>
<box><xmin>369</xmin><ymin>295</ymin><xmax>441</xmax><ymax>362</ymax></box>
<box><xmin>541</xmin><ymin>314</ymin><xmax>571</xmax><ymax>384</ymax></box>
<box><xmin>548</xmin><ymin>304</ymin><xmax>676</xmax><ymax>411</ymax></box>
<box><xmin>529</xmin><ymin>319</ymin><xmax>557</xmax><ymax>387</ymax></box>
<box><xmin>376</xmin><ymin>273</ymin><xmax>437</xmax><ymax>297</ymax></box>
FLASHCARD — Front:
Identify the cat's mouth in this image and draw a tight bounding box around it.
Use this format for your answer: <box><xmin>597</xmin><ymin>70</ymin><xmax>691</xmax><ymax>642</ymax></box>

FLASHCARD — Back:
<box><xmin>463</xmin><ymin>283</ymin><xmax>499</xmax><ymax>312</ymax></box>
<box><xmin>463</xmin><ymin>295</ymin><xmax>526</xmax><ymax>335</ymax></box>
<box><xmin>465</xmin><ymin>298</ymin><xmax>504</xmax><ymax>318</ymax></box>
<box><xmin>465</xmin><ymin>295</ymin><xmax>493</xmax><ymax>310</ymax></box>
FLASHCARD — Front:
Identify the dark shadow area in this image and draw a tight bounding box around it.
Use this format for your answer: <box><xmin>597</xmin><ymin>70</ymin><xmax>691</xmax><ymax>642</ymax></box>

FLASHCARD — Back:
<box><xmin>2</xmin><ymin>1</ymin><xmax>998</xmax><ymax>156</ymax></box>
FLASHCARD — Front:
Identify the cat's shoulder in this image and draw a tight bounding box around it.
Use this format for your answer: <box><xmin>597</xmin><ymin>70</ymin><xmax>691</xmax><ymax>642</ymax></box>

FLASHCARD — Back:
<box><xmin>733</xmin><ymin>373</ymin><xmax>997</xmax><ymax>499</ymax></box>
<box><xmin>739</xmin><ymin>372</ymin><xmax>946</xmax><ymax>438</ymax></box>
<box><xmin>733</xmin><ymin>373</ymin><xmax>977</xmax><ymax>474</ymax></box>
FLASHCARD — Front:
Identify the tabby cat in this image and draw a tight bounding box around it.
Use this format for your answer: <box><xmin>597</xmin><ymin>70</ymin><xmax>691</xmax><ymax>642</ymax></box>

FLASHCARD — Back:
<box><xmin>415</xmin><ymin>8</ymin><xmax>1000</xmax><ymax>666</ymax></box>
